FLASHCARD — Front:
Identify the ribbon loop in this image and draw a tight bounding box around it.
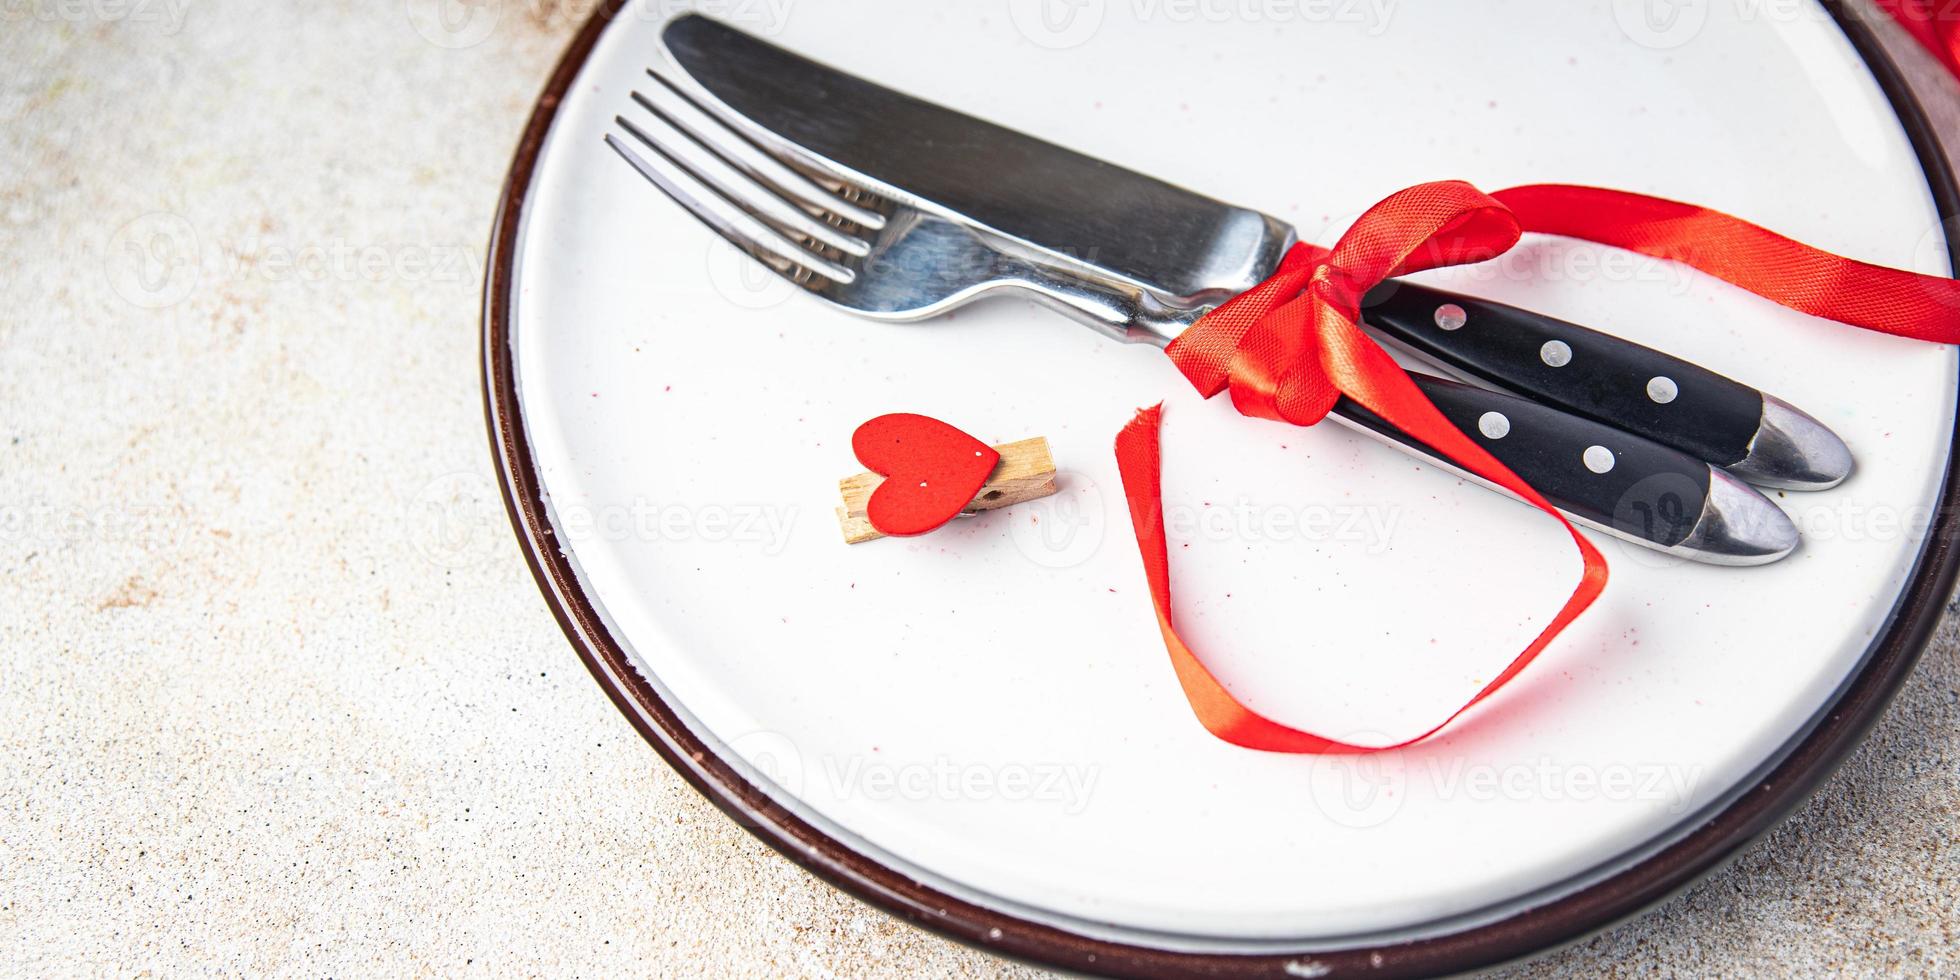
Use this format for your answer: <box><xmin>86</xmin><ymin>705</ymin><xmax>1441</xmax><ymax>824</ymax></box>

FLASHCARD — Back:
<box><xmin>1138</xmin><ymin>179</ymin><xmax>1607</xmax><ymax>754</ymax></box>
<box><xmin>1327</xmin><ymin>179</ymin><xmax>1521</xmax><ymax>284</ymax></box>
<box><xmin>1169</xmin><ymin>180</ymin><xmax>1537</xmax><ymax>428</ymax></box>
<box><xmin>1127</xmin><ymin>179</ymin><xmax>1960</xmax><ymax>754</ymax></box>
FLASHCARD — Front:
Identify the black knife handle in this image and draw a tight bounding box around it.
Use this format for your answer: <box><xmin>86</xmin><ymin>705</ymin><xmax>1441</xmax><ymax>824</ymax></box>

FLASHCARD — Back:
<box><xmin>1358</xmin><ymin>280</ymin><xmax>1762</xmax><ymax>468</ymax></box>
<box><xmin>1334</xmin><ymin>374</ymin><xmax>1712</xmax><ymax>547</ymax></box>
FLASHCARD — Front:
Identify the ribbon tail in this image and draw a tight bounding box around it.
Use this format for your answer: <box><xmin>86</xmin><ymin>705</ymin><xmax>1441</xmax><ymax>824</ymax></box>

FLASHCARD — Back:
<box><xmin>1319</xmin><ymin>306</ymin><xmax>1609</xmax><ymax>721</ymax></box>
<box><xmin>1494</xmin><ymin>184</ymin><xmax>1960</xmax><ymax>343</ymax></box>
<box><xmin>1114</xmin><ymin>396</ymin><xmax>1606</xmax><ymax>755</ymax></box>
<box><xmin>1116</xmin><ymin>406</ymin><xmax>1385</xmax><ymax>753</ymax></box>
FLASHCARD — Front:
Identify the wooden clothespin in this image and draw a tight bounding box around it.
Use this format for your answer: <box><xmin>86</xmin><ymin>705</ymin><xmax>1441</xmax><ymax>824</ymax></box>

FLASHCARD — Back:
<box><xmin>836</xmin><ymin>434</ymin><xmax>1058</xmax><ymax>544</ymax></box>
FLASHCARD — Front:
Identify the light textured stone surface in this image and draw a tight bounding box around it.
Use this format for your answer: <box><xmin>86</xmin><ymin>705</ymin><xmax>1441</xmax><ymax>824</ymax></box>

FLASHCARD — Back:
<box><xmin>0</xmin><ymin>1</ymin><xmax>1953</xmax><ymax>976</ymax></box>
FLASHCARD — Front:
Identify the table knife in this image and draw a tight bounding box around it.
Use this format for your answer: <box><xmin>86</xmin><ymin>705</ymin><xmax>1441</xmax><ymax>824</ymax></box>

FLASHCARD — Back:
<box><xmin>613</xmin><ymin>14</ymin><xmax>1818</xmax><ymax>564</ymax></box>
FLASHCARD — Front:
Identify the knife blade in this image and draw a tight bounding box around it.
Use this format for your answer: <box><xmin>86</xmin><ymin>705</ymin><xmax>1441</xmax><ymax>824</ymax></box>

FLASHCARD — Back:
<box><xmin>660</xmin><ymin>13</ymin><xmax>1292</xmax><ymax>307</ymax></box>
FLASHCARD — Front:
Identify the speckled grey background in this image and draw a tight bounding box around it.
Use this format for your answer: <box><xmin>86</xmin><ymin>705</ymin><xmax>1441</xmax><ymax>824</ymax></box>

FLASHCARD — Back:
<box><xmin>1</xmin><ymin>1</ymin><xmax>1954</xmax><ymax>975</ymax></box>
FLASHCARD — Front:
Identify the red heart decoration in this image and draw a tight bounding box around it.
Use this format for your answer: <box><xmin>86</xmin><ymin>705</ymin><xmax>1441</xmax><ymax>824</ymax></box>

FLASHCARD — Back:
<box><xmin>853</xmin><ymin>414</ymin><xmax>1001</xmax><ymax>537</ymax></box>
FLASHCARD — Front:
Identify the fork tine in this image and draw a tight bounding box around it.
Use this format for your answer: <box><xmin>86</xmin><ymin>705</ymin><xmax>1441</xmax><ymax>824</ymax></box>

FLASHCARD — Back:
<box><xmin>605</xmin><ymin>131</ymin><xmax>855</xmax><ymax>287</ymax></box>
<box><xmin>647</xmin><ymin>66</ymin><xmax>887</xmax><ymax>231</ymax></box>
<box><xmin>625</xmin><ymin>90</ymin><xmax>872</xmax><ymax>258</ymax></box>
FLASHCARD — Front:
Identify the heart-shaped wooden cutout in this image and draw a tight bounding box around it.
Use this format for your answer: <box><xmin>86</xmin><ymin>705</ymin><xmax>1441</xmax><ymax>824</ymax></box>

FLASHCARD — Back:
<box><xmin>852</xmin><ymin>414</ymin><xmax>1001</xmax><ymax>537</ymax></box>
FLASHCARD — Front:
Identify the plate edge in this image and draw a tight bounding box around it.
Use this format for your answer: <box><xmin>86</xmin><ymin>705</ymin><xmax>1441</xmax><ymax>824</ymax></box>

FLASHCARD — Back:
<box><xmin>478</xmin><ymin>2</ymin><xmax>1960</xmax><ymax>976</ymax></box>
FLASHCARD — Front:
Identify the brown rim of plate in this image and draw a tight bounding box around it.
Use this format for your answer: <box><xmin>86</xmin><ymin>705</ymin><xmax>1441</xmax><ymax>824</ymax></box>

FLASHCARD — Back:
<box><xmin>481</xmin><ymin>3</ymin><xmax>1960</xmax><ymax>976</ymax></box>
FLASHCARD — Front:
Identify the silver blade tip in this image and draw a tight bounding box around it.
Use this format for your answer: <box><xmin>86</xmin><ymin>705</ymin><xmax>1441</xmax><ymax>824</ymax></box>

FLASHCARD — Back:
<box><xmin>1727</xmin><ymin>395</ymin><xmax>1853</xmax><ymax>491</ymax></box>
<box><xmin>1681</xmin><ymin>467</ymin><xmax>1801</xmax><ymax>566</ymax></box>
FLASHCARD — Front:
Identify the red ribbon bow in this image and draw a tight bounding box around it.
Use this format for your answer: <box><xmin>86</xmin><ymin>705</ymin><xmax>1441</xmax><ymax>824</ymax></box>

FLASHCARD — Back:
<box><xmin>1117</xmin><ymin>180</ymin><xmax>1960</xmax><ymax>754</ymax></box>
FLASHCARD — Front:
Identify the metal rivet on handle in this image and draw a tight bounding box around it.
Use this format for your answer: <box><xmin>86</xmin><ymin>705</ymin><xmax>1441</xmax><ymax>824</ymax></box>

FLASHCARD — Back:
<box><xmin>1434</xmin><ymin>303</ymin><xmax>1467</xmax><ymax>331</ymax></box>
<box><xmin>1478</xmin><ymin>411</ymin><xmax>1510</xmax><ymax>439</ymax></box>
<box><xmin>1540</xmin><ymin>340</ymin><xmax>1572</xmax><ymax>367</ymax></box>
<box><xmin>1583</xmin><ymin>446</ymin><xmax>1615</xmax><ymax>474</ymax></box>
<box><xmin>1647</xmin><ymin>376</ymin><xmax>1679</xmax><ymax>404</ymax></box>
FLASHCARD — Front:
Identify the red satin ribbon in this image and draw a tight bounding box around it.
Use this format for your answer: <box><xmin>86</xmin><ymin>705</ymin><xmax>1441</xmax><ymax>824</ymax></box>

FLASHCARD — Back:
<box><xmin>1119</xmin><ymin>180</ymin><xmax>1960</xmax><ymax>754</ymax></box>
<box><xmin>1877</xmin><ymin>0</ymin><xmax>1960</xmax><ymax>79</ymax></box>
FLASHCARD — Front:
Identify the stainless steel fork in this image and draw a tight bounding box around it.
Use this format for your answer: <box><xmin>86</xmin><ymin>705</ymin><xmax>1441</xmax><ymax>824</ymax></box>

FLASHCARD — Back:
<box><xmin>605</xmin><ymin>71</ymin><xmax>1268</xmax><ymax>345</ymax></box>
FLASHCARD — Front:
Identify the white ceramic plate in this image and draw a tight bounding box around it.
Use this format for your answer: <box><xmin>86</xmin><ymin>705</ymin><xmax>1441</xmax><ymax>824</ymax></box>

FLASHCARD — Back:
<box><xmin>488</xmin><ymin>0</ymin><xmax>1956</xmax><ymax>968</ymax></box>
